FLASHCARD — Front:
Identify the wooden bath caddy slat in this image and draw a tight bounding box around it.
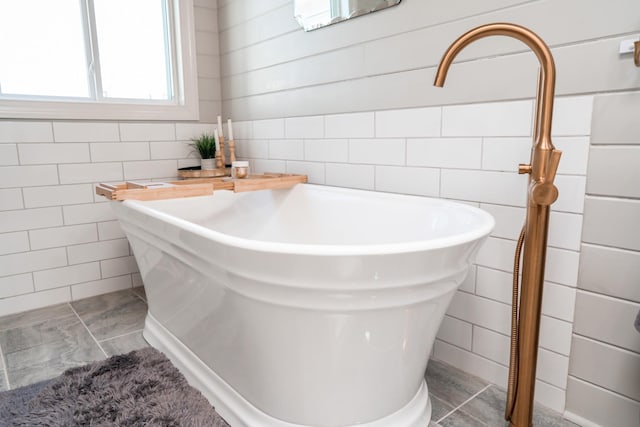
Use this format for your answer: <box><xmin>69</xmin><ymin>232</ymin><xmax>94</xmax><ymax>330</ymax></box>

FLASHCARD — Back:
<box><xmin>177</xmin><ymin>167</ymin><xmax>230</xmax><ymax>178</ymax></box>
<box><xmin>234</xmin><ymin>173</ymin><xmax>307</xmax><ymax>192</ymax></box>
<box><xmin>95</xmin><ymin>173</ymin><xmax>307</xmax><ymax>201</ymax></box>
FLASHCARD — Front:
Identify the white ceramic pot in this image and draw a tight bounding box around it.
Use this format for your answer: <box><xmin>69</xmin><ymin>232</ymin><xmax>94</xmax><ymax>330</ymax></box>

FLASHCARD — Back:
<box><xmin>201</xmin><ymin>158</ymin><xmax>216</xmax><ymax>170</ymax></box>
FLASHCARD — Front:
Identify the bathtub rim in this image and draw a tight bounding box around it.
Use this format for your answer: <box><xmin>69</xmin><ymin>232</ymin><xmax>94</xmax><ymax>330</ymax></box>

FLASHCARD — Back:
<box><xmin>118</xmin><ymin>184</ymin><xmax>494</xmax><ymax>257</ymax></box>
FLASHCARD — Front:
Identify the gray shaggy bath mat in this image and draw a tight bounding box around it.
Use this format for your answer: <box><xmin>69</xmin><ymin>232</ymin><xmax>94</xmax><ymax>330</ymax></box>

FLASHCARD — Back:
<box><xmin>0</xmin><ymin>347</ymin><xmax>229</xmax><ymax>426</ymax></box>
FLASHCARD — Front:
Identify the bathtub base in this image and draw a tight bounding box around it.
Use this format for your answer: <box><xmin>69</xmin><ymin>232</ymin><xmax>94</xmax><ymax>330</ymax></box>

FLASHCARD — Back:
<box><xmin>143</xmin><ymin>313</ymin><xmax>432</xmax><ymax>427</ymax></box>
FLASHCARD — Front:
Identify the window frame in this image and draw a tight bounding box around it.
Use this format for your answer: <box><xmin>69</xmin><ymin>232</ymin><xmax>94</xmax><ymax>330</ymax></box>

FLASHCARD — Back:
<box><xmin>0</xmin><ymin>0</ymin><xmax>199</xmax><ymax>121</ymax></box>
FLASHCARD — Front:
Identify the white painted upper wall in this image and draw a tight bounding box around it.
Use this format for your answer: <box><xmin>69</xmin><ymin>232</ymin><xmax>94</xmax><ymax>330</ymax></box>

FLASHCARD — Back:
<box><xmin>219</xmin><ymin>0</ymin><xmax>640</xmax><ymax>120</ymax></box>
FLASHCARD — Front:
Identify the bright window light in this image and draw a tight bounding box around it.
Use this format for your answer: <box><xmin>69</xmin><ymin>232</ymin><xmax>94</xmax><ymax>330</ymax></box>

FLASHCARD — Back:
<box><xmin>0</xmin><ymin>0</ymin><xmax>90</xmax><ymax>98</ymax></box>
<box><xmin>94</xmin><ymin>0</ymin><xmax>172</xmax><ymax>100</ymax></box>
<box><xmin>0</xmin><ymin>0</ymin><xmax>193</xmax><ymax>115</ymax></box>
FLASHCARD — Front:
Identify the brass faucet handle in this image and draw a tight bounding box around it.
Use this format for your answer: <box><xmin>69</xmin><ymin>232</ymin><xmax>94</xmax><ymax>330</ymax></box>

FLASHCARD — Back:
<box><xmin>518</xmin><ymin>164</ymin><xmax>532</xmax><ymax>174</ymax></box>
<box><xmin>531</xmin><ymin>182</ymin><xmax>558</xmax><ymax>206</ymax></box>
<box><xmin>530</xmin><ymin>149</ymin><xmax>562</xmax><ymax>206</ymax></box>
<box><xmin>545</xmin><ymin>149</ymin><xmax>562</xmax><ymax>184</ymax></box>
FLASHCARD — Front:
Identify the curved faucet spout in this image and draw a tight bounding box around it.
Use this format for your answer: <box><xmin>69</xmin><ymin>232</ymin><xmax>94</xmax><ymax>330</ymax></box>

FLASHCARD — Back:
<box><xmin>433</xmin><ymin>23</ymin><xmax>556</xmax><ymax>148</ymax></box>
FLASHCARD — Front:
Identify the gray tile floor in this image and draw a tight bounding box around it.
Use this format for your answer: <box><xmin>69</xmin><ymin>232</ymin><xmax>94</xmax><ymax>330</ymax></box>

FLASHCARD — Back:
<box><xmin>0</xmin><ymin>287</ymin><xmax>577</xmax><ymax>427</ymax></box>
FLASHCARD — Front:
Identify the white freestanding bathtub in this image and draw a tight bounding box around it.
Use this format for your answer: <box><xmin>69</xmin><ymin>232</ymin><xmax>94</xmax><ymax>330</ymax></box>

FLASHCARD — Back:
<box><xmin>112</xmin><ymin>184</ymin><xmax>494</xmax><ymax>427</ymax></box>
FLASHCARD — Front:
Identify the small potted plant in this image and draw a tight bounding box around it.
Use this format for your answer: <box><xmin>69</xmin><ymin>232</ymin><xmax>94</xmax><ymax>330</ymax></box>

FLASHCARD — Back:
<box><xmin>190</xmin><ymin>133</ymin><xmax>217</xmax><ymax>170</ymax></box>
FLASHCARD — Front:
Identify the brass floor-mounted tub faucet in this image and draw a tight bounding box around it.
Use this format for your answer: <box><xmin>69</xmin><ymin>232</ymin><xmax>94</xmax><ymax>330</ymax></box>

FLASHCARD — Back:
<box><xmin>434</xmin><ymin>23</ymin><xmax>562</xmax><ymax>427</ymax></box>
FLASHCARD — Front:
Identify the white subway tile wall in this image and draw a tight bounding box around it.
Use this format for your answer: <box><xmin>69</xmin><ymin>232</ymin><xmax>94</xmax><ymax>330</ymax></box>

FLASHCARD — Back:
<box><xmin>91</xmin><ymin>142</ymin><xmax>150</xmax><ymax>162</ymax></box>
<box><xmin>0</xmin><ymin>189</ymin><xmax>24</xmax><ymax>211</ymax></box>
<box><xmin>540</xmin><ymin>315</ymin><xmax>574</xmax><ymax>357</ymax></box>
<box><xmin>0</xmin><ymin>120</ymin><xmax>219</xmax><ymax>306</ymax></box>
<box><xmin>0</xmin><ymin>121</ymin><xmax>55</xmax><ymax>143</ymax></box>
<box><xmin>325</xmin><ymin>163</ymin><xmax>375</xmax><ymax>190</ymax></box>
<box><xmin>252</xmin><ymin>119</ymin><xmax>285</xmax><ymax>139</ymax></box>
<box><xmin>0</xmin><ymin>273</ymin><xmax>34</xmax><ymax>299</ymax></box>
<box><xmin>436</xmin><ymin>316</ymin><xmax>473</xmax><ymax>351</ymax></box>
<box><xmin>0</xmin><ymin>248</ymin><xmax>68</xmax><ymax>278</ymax></box>
<box><xmin>52</xmin><ymin>122</ymin><xmax>120</xmax><ymax>143</ymax></box>
<box><xmin>0</xmin><ymin>131</ymin><xmax>223</xmax><ymax>301</ymax></box>
<box><xmin>227</xmin><ymin>95</ymin><xmax>593</xmax><ymax>413</ymax></box>
<box><xmin>407</xmin><ymin>138</ymin><xmax>482</xmax><ymax>169</ymax></box>
<box><xmin>71</xmin><ymin>275</ymin><xmax>133</xmax><ymax>301</ymax></box>
<box><xmin>29</xmin><ymin>224</ymin><xmax>98</xmax><ymax>250</ymax></box>
<box><xmin>375</xmin><ymin>107</ymin><xmax>441</xmax><ymax>138</ymax></box>
<box><xmin>119</xmin><ymin>123</ymin><xmax>176</xmax><ymax>142</ymax></box>
<box><xmin>285</xmin><ymin>161</ymin><xmax>324</xmax><ymax>185</ymax></box>
<box><xmin>0</xmin><ymin>165</ymin><xmax>59</xmax><ymax>188</ymax></box>
<box><xmin>268</xmin><ymin>139</ymin><xmax>304</xmax><ymax>160</ymax></box>
<box><xmin>19</xmin><ymin>143</ymin><xmax>91</xmax><ymax>165</ymax></box>
<box><xmin>441</xmin><ymin>100</ymin><xmax>533</xmax><ymax>137</ymax></box>
<box><xmin>33</xmin><ymin>263</ymin><xmax>101</xmax><ymax>291</ymax></box>
<box><xmin>564</xmin><ymin>91</ymin><xmax>640</xmax><ymax>425</ymax></box>
<box><xmin>23</xmin><ymin>184</ymin><xmax>94</xmax><ymax>208</ymax></box>
<box><xmin>100</xmin><ymin>256</ymin><xmax>140</xmax><ymax>279</ymax></box>
<box><xmin>63</xmin><ymin>203</ymin><xmax>117</xmax><ymax>225</ymax></box>
<box><xmin>374</xmin><ymin>166</ymin><xmax>440</xmax><ymax>197</ymax></box>
<box><xmin>285</xmin><ymin>116</ymin><xmax>324</xmax><ymax>139</ymax></box>
<box><xmin>0</xmin><ymin>232</ymin><xmax>30</xmax><ymax>256</ymax></box>
<box><xmin>97</xmin><ymin>221</ymin><xmax>126</xmax><ymax>241</ymax></box>
<box><xmin>349</xmin><ymin>138</ymin><xmax>405</xmax><ymax>165</ymax></box>
<box><xmin>0</xmin><ymin>207</ymin><xmax>63</xmax><ymax>233</ymax></box>
<box><xmin>0</xmin><ymin>146</ymin><xmax>21</xmax><ymax>166</ymax></box>
<box><xmin>304</xmin><ymin>139</ymin><xmax>348</xmax><ymax>163</ymax></box>
<box><xmin>325</xmin><ymin>112</ymin><xmax>374</xmax><ymax>138</ymax></box>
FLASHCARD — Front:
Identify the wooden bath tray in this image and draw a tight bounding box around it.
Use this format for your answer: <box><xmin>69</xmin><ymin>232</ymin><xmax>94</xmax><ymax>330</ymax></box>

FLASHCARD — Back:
<box><xmin>96</xmin><ymin>173</ymin><xmax>307</xmax><ymax>201</ymax></box>
<box><xmin>177</xmin><ymin>167</ymin><xmax>230</xmax><ymax>178</ymax></box>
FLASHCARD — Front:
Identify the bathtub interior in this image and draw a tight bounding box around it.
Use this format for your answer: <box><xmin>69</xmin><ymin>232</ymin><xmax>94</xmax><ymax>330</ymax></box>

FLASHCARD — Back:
<box><xmin>126</xmin><ymin>184</ymin><xmax>494</xmax><ymax>249</ymax></box>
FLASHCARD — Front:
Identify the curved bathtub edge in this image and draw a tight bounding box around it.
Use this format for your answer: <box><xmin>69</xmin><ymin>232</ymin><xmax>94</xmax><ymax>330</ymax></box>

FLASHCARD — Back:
<box><xmin>143</xmin><ymin>312</ymin><xmax>432</xmax><ymax>427</ymax></box>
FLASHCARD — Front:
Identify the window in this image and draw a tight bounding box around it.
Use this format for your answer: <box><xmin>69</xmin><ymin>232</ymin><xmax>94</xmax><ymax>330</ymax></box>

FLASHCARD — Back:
<box><xmin>0</xmin><ymin>0</ymin><xmax>198</xmax><ymax>120</ymax></box>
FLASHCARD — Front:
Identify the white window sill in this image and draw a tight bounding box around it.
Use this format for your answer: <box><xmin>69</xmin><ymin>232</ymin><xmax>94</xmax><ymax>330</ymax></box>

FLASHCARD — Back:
<box><xmin>0</xmin><ymin>98</ymin><xmax>200</xmax><ymax>121</ymax></box>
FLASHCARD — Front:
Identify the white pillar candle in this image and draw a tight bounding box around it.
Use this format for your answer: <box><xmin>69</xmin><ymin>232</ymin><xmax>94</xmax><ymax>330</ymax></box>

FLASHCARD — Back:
<box><xmin>214</xmin><ymin>128</ymin><xmax>220</xmax><ymax>152</ymax></box>
<box><xmin>217</xmin><ymin>116</ymin><xmax>224</xmax><ymax>138</ymax></box>
<box><xmin>227</xmin><ymin>118</ymin><xmax>234</xmax><ymax>141</ymax></box>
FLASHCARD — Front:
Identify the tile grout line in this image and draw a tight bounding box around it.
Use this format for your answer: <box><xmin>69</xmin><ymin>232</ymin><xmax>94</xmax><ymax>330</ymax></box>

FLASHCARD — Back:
<box><xmin>68</xmin><ymin>303</ymin><xmax>109</xmax><ymax>358</ymax></box>
<box><xmin>98</xmin><ymin>328</ymin><xmax>144</xmax><ymax>344</ymax></box>
<box><xmin>436</xmin><ymin>383</ymin><xmax>492</xmax><ymax>424</ymax></box>
<box><xmin>0</xmin><ymin>342</ymin><xmax>11</xmax><ymax>390</ymax></box>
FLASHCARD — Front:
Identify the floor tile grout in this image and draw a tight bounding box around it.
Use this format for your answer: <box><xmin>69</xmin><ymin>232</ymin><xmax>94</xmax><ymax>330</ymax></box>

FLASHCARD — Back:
<box><xmin>68</xmin><ymin>303</ymin><xmax>109</xmax><ymax>358</ymax></box>
<box><xmin>436</xmin><ymin>383</ymin><xmax>492</xmax><ymax>424</ymax></box>
<box><xmin>98</xmin><ymin>328</ymin><xmax>144</xmax><ymax>343</ymax></box>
